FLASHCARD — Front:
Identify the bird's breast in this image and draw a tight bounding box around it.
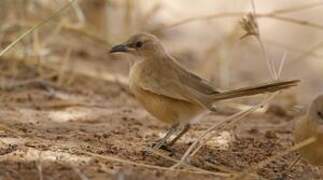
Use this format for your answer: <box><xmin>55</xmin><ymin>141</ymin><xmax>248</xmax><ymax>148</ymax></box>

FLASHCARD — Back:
<box><xmin>127</xmin><ymin>62</ymin><xmax>204</xmax><ymax>124</ymax></box>
<box><xmin>128</xmin><ymin>62</ymin><xmax>143</xmax><ymax>93</ymax></box>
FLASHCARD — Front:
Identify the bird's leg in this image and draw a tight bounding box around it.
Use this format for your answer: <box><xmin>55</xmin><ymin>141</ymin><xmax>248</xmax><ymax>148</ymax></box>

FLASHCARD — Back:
<box><xmin>151</xmin><ymin>123</ymin><xmax>180</xmax><ymax>150</ymax></box>
<box><xmin>167</xmin><ymin>124</ymin><xmax>191</xmax><ymax>147</ymax></box>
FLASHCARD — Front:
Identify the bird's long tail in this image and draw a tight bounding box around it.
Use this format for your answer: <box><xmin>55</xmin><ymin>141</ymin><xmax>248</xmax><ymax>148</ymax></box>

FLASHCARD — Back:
<box><xmin>210</xmin><ymin>80</ymin><xmax>299</xmax><ymax>101</ymax></box>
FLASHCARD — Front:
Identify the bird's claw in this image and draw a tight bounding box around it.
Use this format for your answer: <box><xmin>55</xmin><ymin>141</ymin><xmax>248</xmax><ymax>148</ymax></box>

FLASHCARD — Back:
<box><xmin>143</xmin><ymin>140</ymin><xmax>174</xmax><ymax>156</ymax></box>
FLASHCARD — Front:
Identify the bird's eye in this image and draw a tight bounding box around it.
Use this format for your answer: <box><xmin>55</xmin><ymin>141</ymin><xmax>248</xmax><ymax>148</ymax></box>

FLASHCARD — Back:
<box><xmin>318</xmin><ymin>111</ymin><xmax>323</xmax><ymax>119</ymax></box>
<box><xmin>135</xmin><ymin>41</ymin><xmax>143</xmax><ymax>48</ymax></box>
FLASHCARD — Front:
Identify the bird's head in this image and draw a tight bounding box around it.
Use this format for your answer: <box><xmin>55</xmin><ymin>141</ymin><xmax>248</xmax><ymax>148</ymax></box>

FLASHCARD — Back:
<box><xmin>110</xmin><ymin>33</ymin><xmax>165</xmax><ymax>58</ymax></box>
<box><xmin>309</xmin><ymin>94</ymin><xmax>323</xmax><ymax>122</ymax></box>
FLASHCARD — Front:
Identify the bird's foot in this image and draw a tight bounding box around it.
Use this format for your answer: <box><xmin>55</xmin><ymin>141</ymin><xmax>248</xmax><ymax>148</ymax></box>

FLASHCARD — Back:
<box><xmin>151</xmin><ymin>139</ymin><xmax>167</xmax><ymax>150</ymax></box>
<box><xmin>143</xmin><ymin>139</ymin><xmax>174</xmax><ymax>156</ymax></box>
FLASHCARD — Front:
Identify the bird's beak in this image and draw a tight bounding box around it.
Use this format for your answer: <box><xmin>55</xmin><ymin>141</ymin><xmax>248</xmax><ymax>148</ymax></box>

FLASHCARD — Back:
<box><xmin>110</xmin><ymin>44</ymin><xmax>129</xmax><ymax>53</ymax></box>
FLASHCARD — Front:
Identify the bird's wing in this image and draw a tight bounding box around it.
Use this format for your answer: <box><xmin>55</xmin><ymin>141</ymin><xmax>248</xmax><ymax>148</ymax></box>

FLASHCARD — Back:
<box><xmin>137</xmin><ymin>59</ymin><xmax>218</xmax><ymax>109</ymax></box>
<box><xmin>174</xmin><ymin>62</ymin><xmax>220</xmax><ymax>95</ymax></box>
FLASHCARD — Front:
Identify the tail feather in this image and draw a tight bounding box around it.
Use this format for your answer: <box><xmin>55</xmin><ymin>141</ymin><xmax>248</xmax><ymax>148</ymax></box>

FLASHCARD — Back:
<box><xmin>210</xmin><ymin>80</ymin><xmax>299</xmax><ymax>101</ymax></box>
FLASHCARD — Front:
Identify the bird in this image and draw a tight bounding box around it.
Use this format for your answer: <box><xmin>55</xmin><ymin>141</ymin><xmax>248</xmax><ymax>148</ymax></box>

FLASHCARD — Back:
<box><xmin>294</xmin><ymin>94</ymin><xmax>323</xmax><ymax>166</ymax></box>
<box><xmin>110</xmin><ymin>32</ymin><xmax>299</xmax><ymax>151</ymax></box>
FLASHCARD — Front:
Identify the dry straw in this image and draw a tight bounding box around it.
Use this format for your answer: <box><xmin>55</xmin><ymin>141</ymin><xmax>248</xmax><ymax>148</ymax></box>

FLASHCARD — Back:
<box><xmin>172</xmin><ymin>1</ymin><xmax>283</xmax><ymax>169</ymax></box>
<box><xmin>234</xmin><ymin>137</ymin><xmax>316</xmax><ymax>179</ymax></box>
<box><xmin>0</xmin><ymin>0</ymin><xmax>76</xmax><ymax>57</ymax></box>
<box><xmin>154</xmin><ymin>2</ymin><xmax>323</xmax><ymax>33</ymax></box>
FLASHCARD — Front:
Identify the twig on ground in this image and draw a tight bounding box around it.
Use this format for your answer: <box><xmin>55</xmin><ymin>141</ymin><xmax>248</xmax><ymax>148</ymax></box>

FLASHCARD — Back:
<box><xmin>78</xmin><ymin>150</ymin><xmax>231</xmax><ymax>177</ymax></box>
<box><xmin>150</xmin><ymin>149</ymin><xmax>236</xmax><ymax>175</ymax></box>
<box><xmin>286</xmin><ymin>154</ymin><xmax>302</xmax><ymax>172</ymax></box>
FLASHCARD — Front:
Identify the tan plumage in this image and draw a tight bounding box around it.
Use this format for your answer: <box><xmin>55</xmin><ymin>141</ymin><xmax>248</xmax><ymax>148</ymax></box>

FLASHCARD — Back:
<box><xmin>110</xmin><ymin>32</ymin><xmax>299</xmax><ymax>149</ymax></box>
<box><xmin>294</xmin><ymin>95</ymin><xmax>323</xmax><ymax>166</ymax></box>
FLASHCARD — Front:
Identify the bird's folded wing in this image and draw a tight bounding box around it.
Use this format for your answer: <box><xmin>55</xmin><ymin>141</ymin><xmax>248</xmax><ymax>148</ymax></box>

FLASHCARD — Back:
<box><xmin>138</xmin><ymin>76</ymin><xmax>191</xmax><ymax>102</ymax></box>
<box><xmin>138</xmin><ymin>70</ymin><xmax>218</xmax><ymax>109</ymax></box>
<box><xmin>175</xmin><ymin>65</ymin><xmax>220</xmax><ymax>95</ymax></box>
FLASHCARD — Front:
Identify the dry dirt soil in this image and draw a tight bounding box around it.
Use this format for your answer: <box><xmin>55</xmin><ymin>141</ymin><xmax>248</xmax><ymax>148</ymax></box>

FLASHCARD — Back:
<box><xmin>0</xmin><ymin>32</ymin><xmax>320</xmax><ymax>180</ymax></box>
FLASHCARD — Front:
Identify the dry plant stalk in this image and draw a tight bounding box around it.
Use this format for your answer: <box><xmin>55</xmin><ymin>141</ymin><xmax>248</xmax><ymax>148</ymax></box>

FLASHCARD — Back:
<box><xmin>154</xmin><ymin>2</ymin><xmax>323</xmax><ymax>33</ymax></box>
<box><xmin>286</xmin><ymin>40</ymin><xmax>323</xmax><ymax>66</ymax></box>
<box><xmin>173</xmin><ymin>1</ymin><xmax>288</xmax><ymax>172</ymax></box>
<box><xmin>0</xmin><ymin>0</ymin><xmax>76</xmax><ymax>57</ymax></box>
<box><xmin>189</xmin><ymin>94</ymin><xmax>278</xmax><ymax>158</ymax></box>
<box><xmin>150</xmin><ymin>150</ymin><xmax>234</xmax><ymax>175</ymax></box>
<box><xmin>240</xmin><ymin>6</ymin><xmax>277</xmax><ymax>80</ymax></box>
<box><xmin>71</xmin><ymin>166</ymin><xmax>89</xmax><ymax>180</ymax></box>
<box><xmin>57</xmin><ymin>48</ymin><xmax>72</xmax><ymax>86</ymax></box>
<box><xmin>235</xmin><ymin>137</ymin><xmax>316</xmax><ymax>179</ymax></box>
<box><xmin>264</xmin><ymin>38</ymin><xmax>323</xmax><ymax>59</ymax></box>
<box><xmin>36</xmin><ymin>152</ymin><xmax>44</xmax><ymax>180</ymax></box>
<box><xmin>269</xmin><ymin>2</ymin><xmax>323</xmax><ymax>14</ymax></box>
<box><xmin>172</xmin><ymin>93</ymin><xmax>278</xmax><ymax>169</ymax></box>
<box><xmin>78</xmin><ymin>150</ymin><xmax>230</xmax><ymax>178</ymax></box>
<box><xmin>240</xmin><ymin>13</ymin><xmax>259</xmax><ymax>39</ymax></box>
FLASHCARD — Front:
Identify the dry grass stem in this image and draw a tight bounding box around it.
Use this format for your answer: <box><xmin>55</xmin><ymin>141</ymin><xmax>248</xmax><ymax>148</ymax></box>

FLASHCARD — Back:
<box><xmin>71</xmin><ymin>166</ymin><xmax>89</xmax><ymax>180</ymax></box>
<box><xmin>277</xmin><ymin>52</ymin><xmax>287</xmax><ymax>78</ymax></box>
<box><xmin>155</xmin><ymin>3</ymin><xmax>323</xmax><ymax>33</ymax></box>
<box><xmin>240</xmin><ymin>3</ymin><xmax>278</xmax><ymax>80</ymax></box>
<box><xmin>36</xmin><ymin>152</ymin><xmax>44</xmax><ymax>180</ymax></box>
<box><xmin>0</xmin><ymin>0</ymin><xmax>76</xmax><ymax>57</ymax></box>
<box><xmin>287</xmin><ymin>40</ymin><xmax>323</xmax><ymax>66</ymax></box>
<box><xmin>150</xmin><ymin>150</ymin><xmax>232</xmax><ymax>176</ymax></box>
<box><xmin>264</xmin><ymin>38</ymin><xmax>323</xmax><ymax>59</ymax></box>
<box><xmin>255</xmin><ymin>37</ymin><xmax>278</xmax><ymax>80</ymax></box>
<box><xmin>57</xmin><ymin>48</ymin><xmax>72</xmax><ymax>86</ymax></box>
<box><xmin>174</xmin><ymin>1</ymin><xmax>289</xmax><ymax>170</ymax></box>
<box><xmin>237</xmin><ymin>137</ymin><xmax>316</xmax><ymax>179</ymax></box>
<box><xmin>175</xmin><ymin>93</ymin><xmax>278</xmax><ymax>169</ymax></box>
<box><xmin>240</xmin><ymin>13</ymin><xmax>259</xmax><ymax>39</ymax></box>
<box><xmin>286</xmin><ymin>154</ymin><xmax>302</xmax><ymax>171</ymax></box>
<box><xmin>69</xmin><ymin>0</ymin><xmax>85</xmax><ymax>27</ymax></box>
<box><xmin>79</xmin><ymin>150</ymin><xmax>231</xmax><ymax>177</ymax></box>
<box><xmin>270</xmin><ymin>2</ymin><xmax>323</xmax><ymax>15</ymax></box>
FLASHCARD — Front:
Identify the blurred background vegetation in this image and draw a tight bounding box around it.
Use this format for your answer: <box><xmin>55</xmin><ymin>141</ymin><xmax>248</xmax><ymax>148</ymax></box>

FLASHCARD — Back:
<box><xmin>1</xmin><ymin>0</ymin><xmax>323</xmax><ymax>106</ymax></box>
